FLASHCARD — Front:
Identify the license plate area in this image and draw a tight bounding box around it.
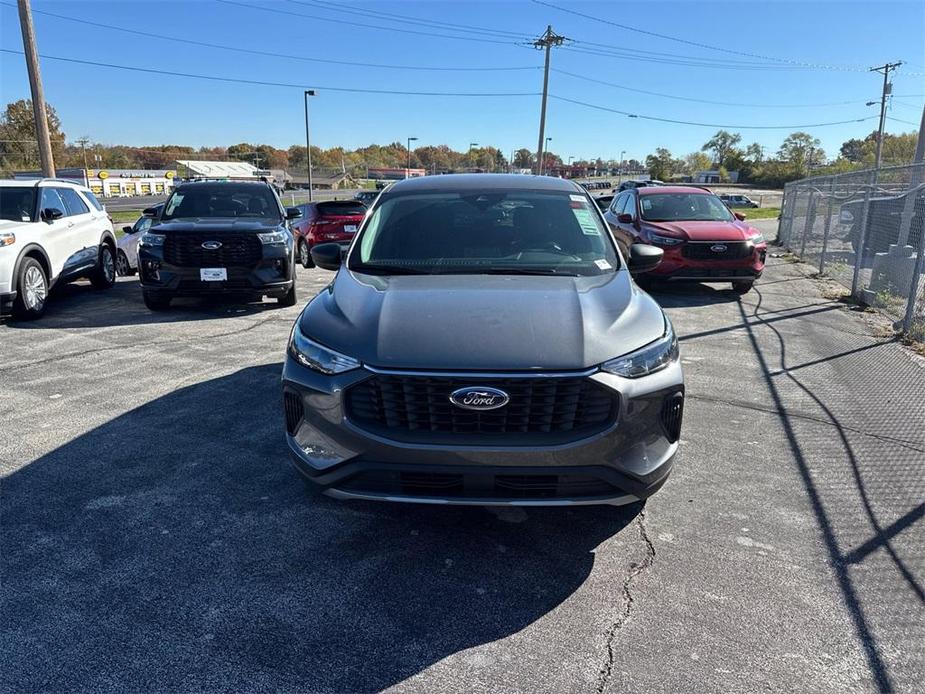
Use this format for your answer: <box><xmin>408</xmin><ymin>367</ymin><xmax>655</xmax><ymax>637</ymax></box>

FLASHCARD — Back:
<box><xmin>200</xmin><ymin>268</ymin><xmax>227</xmax><ymax>281</ymax></box>
<box><xmin>344</xmin><ymin>224</ymin><xmax>357</xmax><ymax>232</ymax></box>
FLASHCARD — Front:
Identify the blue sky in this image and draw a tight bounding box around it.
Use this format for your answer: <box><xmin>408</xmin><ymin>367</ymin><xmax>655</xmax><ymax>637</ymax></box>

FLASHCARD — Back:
<box><xmin>1</xmin><ymin>0</ymin><xmax>923</xmax><ymax>162</ymax></box>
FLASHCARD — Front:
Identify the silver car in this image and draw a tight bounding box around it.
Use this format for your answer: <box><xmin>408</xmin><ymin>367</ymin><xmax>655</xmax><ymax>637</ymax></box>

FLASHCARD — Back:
<box><xmin>281</xmin><ymin>174</ymin><xmax>683</xmax><ymax>506</ymax></box>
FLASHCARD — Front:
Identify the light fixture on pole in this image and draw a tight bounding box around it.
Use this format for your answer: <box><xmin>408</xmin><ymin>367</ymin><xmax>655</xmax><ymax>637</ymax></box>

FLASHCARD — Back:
<box><xmin>469</xmin><ymin>142</ymin><xmax>478</xmax><ymax>169</ymax></box>
<box><xmin>303</xmin><ymin>90</ymin><xmax>315</xmax><ymax>202</ymax></box>
<box><xmin>541</xmin><ymin>137</ymin><xmax>552</xmax><ymax>175</ymax></box>
<box><xmin>406</xmin><ymin>137</ymin><xmax>418</xmax><ymax>178</ymax></box>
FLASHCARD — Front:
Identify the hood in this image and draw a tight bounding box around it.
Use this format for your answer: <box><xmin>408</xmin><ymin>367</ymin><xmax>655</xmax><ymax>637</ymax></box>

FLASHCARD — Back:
<box><xmin>0</xmin><ymin>219</ymin><xmax>27</xmax><ymax>232</ymax></box>
<box><xmin>646</xmin><ymin>219</ymin><xmax>755</xmax><ymax>242</ymax></box>
<box><xmin>151</xmin><ymin>218</ymin><xmax>283</xmax><ymax>233</ymax></box>
<box><xmin>299</xmin><ymin>270</ymin><xmax>666</xmax><ymax>371</ymax></box>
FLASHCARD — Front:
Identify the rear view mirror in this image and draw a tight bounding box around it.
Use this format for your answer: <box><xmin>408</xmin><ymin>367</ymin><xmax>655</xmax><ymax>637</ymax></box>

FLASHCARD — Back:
<box><xmin>616</xmin><ymin>213</ymin><xmax>634</xmax><ymax>224</ymax></box>
<box><xmin>734</xmin><ymin>212</ymin><xmax>746</xmax><ymax>221</ymax></box>
<box><xmin>628</xmin><ymin>243</ymin><xmax>663</xmax><ymax>275</ymax></box>
<box><xmin>41</xmin><ymin>207</ymin><xmax>64</xmax><ymax>222</ymax></box>
<box><xmin>310</xmin><ymin>242</ymin><xmax>343</xmax><ymax>271</ymax></box>
<box><xmin>286</xmin><ymin>207</ymin><xmax>302</xmax><ymax>220</ymax></box>
<box><xmin>122</xmin><ymin>225</ymin><xmax>134</xmax><ymax>234</ymax></box>
<box><xmin>142</xmin><ymin>207</ymin><xmax>159</xmax><ymax>217</ymax></box>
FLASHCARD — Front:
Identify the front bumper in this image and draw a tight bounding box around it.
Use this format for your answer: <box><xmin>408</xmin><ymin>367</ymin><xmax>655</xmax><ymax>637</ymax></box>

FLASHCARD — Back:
<box><xmin>281</xmin><ymin>359</ymin><xmax>683</xmax><ymax>506</ymax></box>
<box><xmin>138</xmin><ymin>244</ymin><xmax>293</xmax><ymax>297</ymax></box>
<box><xmin>651</xmin><ymin>242</ymin><xmax>767</xmax><ymax>282</ymax></box>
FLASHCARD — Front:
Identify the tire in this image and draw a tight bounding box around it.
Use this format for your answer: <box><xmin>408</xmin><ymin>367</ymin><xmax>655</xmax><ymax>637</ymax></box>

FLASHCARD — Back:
<box><xmin>115</xmin><ymin>250</ymin><xmax>135</xmax><ymax>276</ymax></box>
<box><xmin>277</xmin><ymin>283</ymin><xmax>297</xmax><ymax>307</ymax></box>
<box><xmin>732</xmin><ymin>281</ymin><xmax>754</xmax><ymax>295</ymax></box>
<box><xmin>90</xmin><ymin>244</ymin><xmax>116</xmax><ymax>289</ymax></box>
<box><xmin>143</xmin><ymin>290</ymin><xmax>172</xmax><ymax>311</ymax></box>
<box><xmin>12</xmin><ymin>257</ymin><xmax>49</xmax><ymax>320</ymax></box>
<box><xmin>298</xmin><ymin>240</ymin><xmax>315</xmax><ymax>269</ymax></box>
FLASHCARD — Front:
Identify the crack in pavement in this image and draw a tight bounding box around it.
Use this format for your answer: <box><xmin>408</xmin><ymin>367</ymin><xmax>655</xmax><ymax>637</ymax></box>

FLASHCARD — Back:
<box><xmin>595</xmin><ymin>508</ymin><xmax>656</xmax><ymax>694</ymax></box>
<box><xmin>0</xmin><ymin>313</ymin><xmax>291</xmax><ymax>374</ymax></box>
<box><xmin>689</xmin><ymin>393</ymin><xmax>925</xmax><ymax>453</ymax></box>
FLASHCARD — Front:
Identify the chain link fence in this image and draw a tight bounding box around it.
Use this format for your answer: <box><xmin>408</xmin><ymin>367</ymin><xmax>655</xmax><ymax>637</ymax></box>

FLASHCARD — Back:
<box><xmin>778</xmin><ymin>163</ymin><xmax>925</xmax><ymax>338</ymax></box>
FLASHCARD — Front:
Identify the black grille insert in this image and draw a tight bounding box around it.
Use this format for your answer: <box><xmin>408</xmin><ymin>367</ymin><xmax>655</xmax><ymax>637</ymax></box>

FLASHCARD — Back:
<box><xmin>345</xmin><ymin>374</ymin><xmax>617</xmax><ymax>441</ymax></box>
<box><xmin>681</xmin><ymin>242</ymin><xmax>753</xmax><ymax>260</ymax></box>
<box><xmin>283</xmin><ymin>391</ymin><xmax>304</xmax><ymax>435</ymax></box>
<box><xmin>164</xmin><ymin>233</ymin><xmax>262</xmax><ymax>268</ymax></box>
<box><xmin>660</xmin><ymin>392</ymin><xmax>684</xmax><ymax>443</ymax></box>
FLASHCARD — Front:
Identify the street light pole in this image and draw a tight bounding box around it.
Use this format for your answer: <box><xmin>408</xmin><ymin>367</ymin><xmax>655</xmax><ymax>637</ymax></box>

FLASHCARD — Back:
<box><xmin>469</xmin><ymin>142</ymin><xmax>478</xmax><ymax>170</ymax></box>
<box><xmin>406</xmin><ymin>136</ymin><xmax>418</xmax><ymax>178</ymax></box>
<box><xmin>303</xmin><ymin>89</ymin><xmax>315</xmax><ymax>202</ymax></box>
<box><xmin>541</xmin><ymin>137</ymin><xmax>552</xmax><ymax>175</ymax></box>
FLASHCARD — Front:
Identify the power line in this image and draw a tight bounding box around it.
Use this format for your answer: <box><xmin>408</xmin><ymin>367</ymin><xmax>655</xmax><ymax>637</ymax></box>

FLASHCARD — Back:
<box><xmin>532</xmin><ymin>0</ymin><xmax>869</xmax><ymax>72</ymax></box>
<box><xmin>551</xmin><ymin>68</ymin><xmax>873</xmax><ymax>108</ymax></box>
<box><xmin>217</xmin><ymin>0</ymin><xmax>522</xmax><ymax>46</ymax></box>
<box><xmin>0</xmin><ymin>2</ymin><xmax>537</xmax><ymax>73</ymax></box>
<box><xmin>0</xmin><ymin>48</ymin><xmax>540</xmax><ymax>97</ymax></box>
<box><xmin>887</xmin><ymin>115</ymin><xmax>921</xmax><ymax>127</ymax></box>
<box><xmin>548</xmin><ymin>94</ymin><xmax>878</xmax><ymax>129</ymax></box>
<box><xmin>561</xmin><ymin>45</ymin><xmax>822</xmax><ymax>71</ymax></box>
<box><xmin>287</xmin><ymin>0</ymin><xmax>529</xmax><ymax>41</ymax></box>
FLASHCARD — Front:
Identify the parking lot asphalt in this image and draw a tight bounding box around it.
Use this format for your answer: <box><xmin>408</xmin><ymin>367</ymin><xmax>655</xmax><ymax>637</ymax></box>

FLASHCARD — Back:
<box><xmin>2</xmin><ymin>219</ymin><xmax>923</xmax><ymax>693</ymax></box>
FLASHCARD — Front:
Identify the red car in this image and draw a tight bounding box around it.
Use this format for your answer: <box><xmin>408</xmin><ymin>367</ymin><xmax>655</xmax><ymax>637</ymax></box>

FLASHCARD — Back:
<box><xmin>292</xmin><ymin>200</ymin><xmax>367</xmax><ymax>268</ymax></box>
<box><xmin>603</xmin><ymin>186</ymin><xmax>767</xmax><ymax>294</ymax></box>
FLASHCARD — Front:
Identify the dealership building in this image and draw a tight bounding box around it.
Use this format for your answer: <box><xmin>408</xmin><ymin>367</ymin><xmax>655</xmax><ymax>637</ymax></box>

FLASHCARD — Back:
<box><xmin>14</xmin><ymin>167</ymin><xmax>177</xmax><ymax>197</ymax></box>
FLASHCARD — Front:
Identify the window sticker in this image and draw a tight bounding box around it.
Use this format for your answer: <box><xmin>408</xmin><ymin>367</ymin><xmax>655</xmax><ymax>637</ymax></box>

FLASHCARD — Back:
<box><xmin>641</xmin><ymin>198</ymin><xmax>653</xmax><ymax>211</ymax></box>
<box><xmin>595</xmin><ymin>259</ymin><xmax>612</xmax><ymax>270</ymax></box>
<box><xmin>572</xmin><ymin>207</ymin><xmax>601</xmax><ymax>235</ymax></box>
<box><xmin>569</xmin><ymin>194</ymin><xmax>586</xmax><ymax>202</ymax></box>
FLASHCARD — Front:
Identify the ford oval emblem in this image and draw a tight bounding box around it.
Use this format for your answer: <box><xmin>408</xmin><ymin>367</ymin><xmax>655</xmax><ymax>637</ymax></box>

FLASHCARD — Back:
<box><xmin>449</xmin><ymin>386</ymin><xmax>510</xmax><ymax>411</ymax></box>
<box><xmin>202</xmin><ymin>240</ymin><xmax>222</xmax><ymax>250</ymax></box>
<box><xmin>710</xmin><ymin>244</ymin><xmax>728</xmax><ymax>252</ymax></box>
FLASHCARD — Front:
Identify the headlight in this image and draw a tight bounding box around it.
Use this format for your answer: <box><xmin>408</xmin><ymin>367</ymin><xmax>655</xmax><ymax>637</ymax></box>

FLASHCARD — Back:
<box><xmin>601</xmin><ymin>319</ymin><xmax>679</xmax><ymax>378</ymax></box>
<box><xmin>258</xmin><ymin>230</ymin><xmax>289</xmax><ymax>245</ymax></box>
<box><xmin>0</xmin><ymin>232</ymin><xmax>15</xmax><ymax>247</ymax></box>
<box><xmin>749</xmin><ymin>233</ymin><xmax>765</xmax><ymax>244</ymax></box>
<box><xmin>289</xmin><ymin>323</ymin><xmax>360</xmax><ymax>375</ymax></box>
<box><xmin>649</xmin><ymin>233</ymin><xmax>684</xmax><ymax>246</ymax></box>
<box><xmin>139</xmin><ymin>232</ymin><xmax>165</xmax><ymax>247</ymax></box>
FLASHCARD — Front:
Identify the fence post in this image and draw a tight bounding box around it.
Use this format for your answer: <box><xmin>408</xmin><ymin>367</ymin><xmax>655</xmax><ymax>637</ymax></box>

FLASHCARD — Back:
<box><xmin>903</xmin><ymin>206</ymin><xmax>925</xmax><ymax>333</ymax></box>
<box><xmin>850</xmin><ymin>171</ymin><xmax>877</xmax><ymax>298</ymax></box>
<box><xmin>819</xmin><ymin>177</ymin><xmax>836</xmax><ymax>275</ymax></box>
<box><xmin>799</xmin><ymin>189</ymin><xmax>816</xmax><ymax>258</ymax></box>
<box><xmin>780</xmin><ymin>185</ymin><xmax>796</xmax><ymax>248</ymax></box>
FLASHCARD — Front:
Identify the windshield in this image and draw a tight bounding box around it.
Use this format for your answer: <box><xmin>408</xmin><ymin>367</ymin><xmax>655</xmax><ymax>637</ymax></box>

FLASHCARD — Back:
<box><xmin>161</xmin><ymin>184</ymin><xmax>281</xmax><ymax>221</ymax></box>
<box><xmin>349</xmin><ymin>189</ymin><xmax>619</xmax><ymax>276</ymax></box>
<box><xmin>640</xmin><ymin>193</ymin><xmax>735</xmax><ymax>222</ymax></box>
<box><xmin>0</xmin><ymin>186</ymin><xmax>37</xmax><ymax>222</ymax></box>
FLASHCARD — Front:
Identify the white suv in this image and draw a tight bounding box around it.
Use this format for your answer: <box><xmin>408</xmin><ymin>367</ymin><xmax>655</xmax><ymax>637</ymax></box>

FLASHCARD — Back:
<box><xmin>1</xmin><ymin>179</ymin><xmax>117</xmax><ymax>319</ymax></box>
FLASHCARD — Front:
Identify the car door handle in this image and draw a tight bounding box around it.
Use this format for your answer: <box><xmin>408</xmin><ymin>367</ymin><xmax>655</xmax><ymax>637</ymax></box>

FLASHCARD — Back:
<box><xmin>67</xmin><ymin>221</ymin><xmax>75</xmax><ymax>228</ymax></box>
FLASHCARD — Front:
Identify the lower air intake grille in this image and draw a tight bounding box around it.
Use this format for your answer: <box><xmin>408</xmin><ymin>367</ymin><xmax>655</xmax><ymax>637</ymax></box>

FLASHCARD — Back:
<box><xmin>660</xmin><ymin>392</ymin><xmax>684</xmax><ymax>443</ymax></box>
<box><xmin>283</xmin><ymin>391</ymin><xmax>304</xmax><ymax>435</ymax></box>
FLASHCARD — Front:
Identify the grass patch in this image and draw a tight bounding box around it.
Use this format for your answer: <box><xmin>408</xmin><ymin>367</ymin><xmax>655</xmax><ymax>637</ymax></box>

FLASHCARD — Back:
<box><xmin>737</xmin><ymin>207</ymin><xmax>780</xmax><ymax>220</ymax></box>
<box><xmin>109</xmin><ymin>209</ymin><xmax>142</xmax><ymax>224</ymax></box>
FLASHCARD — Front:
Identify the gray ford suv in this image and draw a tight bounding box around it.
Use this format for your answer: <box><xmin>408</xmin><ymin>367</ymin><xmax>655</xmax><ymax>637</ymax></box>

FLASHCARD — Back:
<box><xmin>281</xmin><ymin>174</ymin><xmax>683</xmax><ymax>506</ymax></box>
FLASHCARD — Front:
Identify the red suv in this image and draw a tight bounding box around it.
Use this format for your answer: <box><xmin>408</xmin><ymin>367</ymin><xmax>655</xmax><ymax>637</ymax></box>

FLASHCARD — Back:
<box><xmin>292</xmin><ymin>200</ymin><xmax>367</xmax><ymax>268</ymax></box>
<box><xmin>603</xmin><ymin>186</ymin><xmax>767</xmax><ymax>294</ymax></box>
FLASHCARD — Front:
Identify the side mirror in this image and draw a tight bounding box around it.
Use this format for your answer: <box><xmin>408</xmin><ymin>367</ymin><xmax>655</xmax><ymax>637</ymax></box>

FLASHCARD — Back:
<box><xmin>142</xmin><ymin>207</ymin><xmax>159</xmax><ymax>217</ymax></box>
<box><xmin>734</xmin><ymin>212</ymin><xmax>746</xmax><ymax>221</ymax></box>
<box><xmin>628</xmin><ymin>243</ymin><xmax>663</xmax><ymax>275</ymax></box>
<box><xmin>286</xmin><ymin>206</ymin><xmax>302</xmax><ymax>220</ymax></box>
<box><xmin>41</xmin><ymin>207</ymin><xmax>64</xmax><ymax>222</ymax></box>
<box><xmin>310</xmin><ymin>242</ymin><xmax>343</xmax><ymax>271</ymax></box>
<box><xmin>122</xmin><ymin>225</ymin><xmax>134</xmax><ymax>234</ymax></box>
<box><xmin>616</xmin><ymin>213</ymin><xmax>634</xmax><ymax>224</ymax></box>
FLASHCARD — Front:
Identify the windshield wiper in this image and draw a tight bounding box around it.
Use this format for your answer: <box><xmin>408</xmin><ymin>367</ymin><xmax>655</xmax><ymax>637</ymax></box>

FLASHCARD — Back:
<box><xmin>477</xmin><ymin>267</ymin><xmax>580</xmax><ymax>276</ymax></box>
<box><xmin>350</xmin><ymin>264</ymin><xmax>430</xmax><ymax>275</ymax></box>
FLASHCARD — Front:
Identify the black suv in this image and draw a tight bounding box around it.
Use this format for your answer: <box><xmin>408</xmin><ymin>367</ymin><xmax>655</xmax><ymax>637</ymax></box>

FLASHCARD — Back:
<box><xmin>137</xmin><ymin>181</ymin><xmax>300</xmax><ymax>310</ymax></box>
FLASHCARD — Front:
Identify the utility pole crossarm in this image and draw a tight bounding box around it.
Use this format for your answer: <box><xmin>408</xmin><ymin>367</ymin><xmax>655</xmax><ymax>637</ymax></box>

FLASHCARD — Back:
<box><xmin>870</xmin><ymin>61</ymin><xmax>903</xmax><ymax>170</ymax></box>
<box><xmin>533</xmin><ymin>25</ymin><xmax>567</xmax><ymax>176</ymax></box>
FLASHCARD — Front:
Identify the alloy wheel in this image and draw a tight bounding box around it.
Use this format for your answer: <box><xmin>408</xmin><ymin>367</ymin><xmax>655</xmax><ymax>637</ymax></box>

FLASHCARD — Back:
<box><xmin>23</xmin><ymin>265</ymin><xmax>47</xmax><ymax>310</ymax></box>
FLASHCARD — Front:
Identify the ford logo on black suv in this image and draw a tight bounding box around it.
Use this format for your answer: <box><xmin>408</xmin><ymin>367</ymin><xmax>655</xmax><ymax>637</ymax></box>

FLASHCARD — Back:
<box><xmin>449</xmin><ymin>387</ymin><xmax>510</xmax><ymax>411</ymax></box>
<box><xmin>201</xmin><ymin>240</ymin><xmax>222</xmax><ymax>250</ymax></box>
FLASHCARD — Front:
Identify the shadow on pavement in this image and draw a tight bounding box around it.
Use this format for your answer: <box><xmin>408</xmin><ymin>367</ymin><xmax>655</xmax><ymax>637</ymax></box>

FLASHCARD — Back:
<box><xmin>1</xmin><ymin>364</ymin><xmax>637</xmax><ymax>692</ymax></box>
<box><xmin>644</xmin><ymin>281</ymin><xmax>741</xmax><ymax>308</ymax></box>
<box><xmin>3</xmin><ymin>277</ymin><xmax>286</xmax><ymax>330</ymax></box>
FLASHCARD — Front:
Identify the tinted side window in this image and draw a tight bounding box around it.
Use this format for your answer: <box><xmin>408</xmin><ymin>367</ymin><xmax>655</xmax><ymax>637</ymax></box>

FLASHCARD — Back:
<box><xmin>621</xmin><ymin>194</ymin><xmax>636</xmax><ymax>217</ymax></box>
<box><xmin>610</xmin><ymin>193</ymin><xmax>625</xmax><ymax>213</ymax></box>
<box><xmin>40</xmin><ymin>188</ymin><xmax>67</xmax><ymax>216</ymax></box>
<box><xmin>58</xmin><ymin>188</ymin><xmax>90</xmax><ymax>216</ymax></box>
<box><xmin>135</xmin><ymin>217</ymin><xmax>153</xmax><ymax>234</ymax></box>
<box><xmin>82</xmin><ymin>190</ymin><xmax>104</xmax><ymax>211</ymax></box>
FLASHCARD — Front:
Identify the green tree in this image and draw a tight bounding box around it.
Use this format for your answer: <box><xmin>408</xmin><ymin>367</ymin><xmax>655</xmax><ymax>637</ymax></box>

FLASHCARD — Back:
<box><xmin>681</xmin><ymin>151</ymin><xmax>712</xmax><ymax>175</ymax></box>
<box><xmin>513</xmin><ymin>148</ymin><xmax>534</xmax><ymax>169</ymax></box>
<box><xmin>0</xmin><ymin>99</ymin><xmax>66</xmax><ymax>173</ymax></box>
<box><xmin>745</xmin><ymin>143</ymin><xmax>764</xmax><ymax>162</ymax></box>
<box><xmin>645</xmin><ymin>148</ymin><xmax>678</xmax><ymax>180</ymax></box>
<box><xmin>777</xmin><ymin>132</ymin><xmax>824</xmax><ymax>173</ymax></box>
<box><xmin>701</xmin><ymin>130</ymin><xmax>742</xmax><ymax>168</ymax></box>
<box><xmin>839</xmin><ymin>137</ymin><xmax>866</xmax><ymax>162</ymax></box>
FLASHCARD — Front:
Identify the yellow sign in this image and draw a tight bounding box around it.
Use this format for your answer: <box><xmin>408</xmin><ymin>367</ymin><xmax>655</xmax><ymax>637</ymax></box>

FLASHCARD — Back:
<box><xmin>98</xmin><ymin>170</ymin><xmax>109</xmax><ymax>180</ymax></box>
<box><xmin>165</xmin><ymin>171</ymin><xmax>176</xmax><ymax>179</ymax></box>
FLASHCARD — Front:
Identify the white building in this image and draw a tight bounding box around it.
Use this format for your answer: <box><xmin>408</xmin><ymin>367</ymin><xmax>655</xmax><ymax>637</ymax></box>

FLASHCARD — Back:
<box><xmin>14</xmin><ymin>167</ymin><xmax>177</xmax><ymax>197</ymax></box>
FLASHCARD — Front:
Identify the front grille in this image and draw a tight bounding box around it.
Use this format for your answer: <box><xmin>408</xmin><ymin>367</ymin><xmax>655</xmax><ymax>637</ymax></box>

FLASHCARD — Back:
<box><xmin>345</xmin><ymin>374</ymin><xmax>617</xmax><ymax>441</ymax></box>
<box><xmin>283</xmin><ymin>391</ymin><xmax>304</xmax><ymax>435</ymax></box>
<box><xmin>681</xmin><ymin>242</ymin><xmax>753</xmax><ymax>260</ymax></box>
<box><xmin>660</xmin><ymin>392</ymin><xmax>684</xmax><ymax>443</ymax></box>
<box><xmin>164</xmin><ymin>234</ymin><xmax>262</xmax><ymax>268</ymax></box>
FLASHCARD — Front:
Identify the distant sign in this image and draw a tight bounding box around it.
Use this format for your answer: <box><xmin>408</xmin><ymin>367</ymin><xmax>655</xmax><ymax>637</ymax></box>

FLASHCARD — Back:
<box><xmin>98</xmin><ymin>171</ymin><xmax>109</xmax><ymax>180</ymax></box>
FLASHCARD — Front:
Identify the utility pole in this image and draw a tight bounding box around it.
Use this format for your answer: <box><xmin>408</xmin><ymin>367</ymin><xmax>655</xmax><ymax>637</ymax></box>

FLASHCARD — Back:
<box><xmin>871</xmin><ymin>61</ymin><xmax>902</xmax><ymax>169</ymax></box>
<box><xmin>533</xmin><ymin>25</ymin><xmax>566</xmax><ymax>176</ymax></box>
<box><xmin>76</xmin><ymin>136</ymin><xmax>90</xmax><ymax>170</ymax></box>
<box><xmin>17</xmin><ymin>0</ymin><xmax>55</xmax><ymax>177</ymax></box>
<box><xmin>304</xmin><ymin>90</ymin><xmax>315</xmax><ymax>202</ymax></box>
